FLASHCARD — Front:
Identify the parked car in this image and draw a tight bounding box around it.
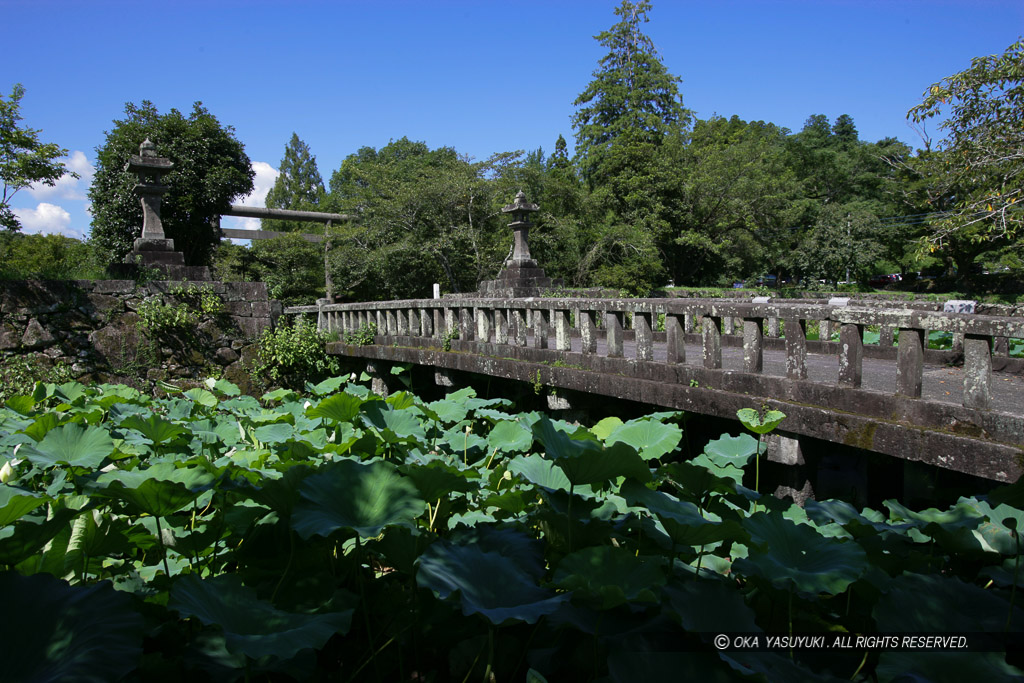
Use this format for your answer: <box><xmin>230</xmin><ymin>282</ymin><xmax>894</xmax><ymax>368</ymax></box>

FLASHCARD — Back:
<box><xmin>868</xmin><ymin>273</ymin><xmax>902</xmax><ymax>287</ymax></box>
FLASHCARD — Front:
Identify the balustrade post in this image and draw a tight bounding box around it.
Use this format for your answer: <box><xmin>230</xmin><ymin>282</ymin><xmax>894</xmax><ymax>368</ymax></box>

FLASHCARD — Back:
<box><xmin>743</xmin><ymin>318</ymin><xmax>763</xmax><ymax>373</ymax></box>
<box><xmin>963</xmin><ymin>334</ymin><xmax>993</xmax><ymax>409</ymax></box>
<box><xmin>459</xmin><ymin>308</ymin><xmax>475</xmax><ymax>341</ymax></box>
<box><xmin>397</xmin><ymin>309</ymin><xmax>409</xmax><ymax>336</ymax></box>
<box><xmin>767</xmin><ymin>316</ymin><xmax>780</xmax><ymax>338</ymax></box>
<box><xmin>838</xmin><ymin>323</ymin><xmax>864</xmax><ymax>387</ymax></box>
<box><xmin>994</xmin><ymin>336</ymin><xmax>1010</xmax><ymax>357</ymax></box>
<box><xmin>532</xmin><ymin>308</ymin><xmax>550</xmax><ymax>349</ymax></box>
<box><xmin>476</xmin><ymin>308</ymin><xmax>493</xmax><ymax>343</ymax></box>
<box><xmin>376</xmin><ymin>310</ymin><xmax>386</xmax><ymax>335</ymax></box>
<box><xmin>896</xmin><ymin>328</ymin><xmax>924</xmax><ymax>398</ymax></box>
<box><xmin>879</xmin><ymin>325</ymin><xmax>894</xmax><ymax>347</ymax></box>
<box><xmin>580</xmin><ymin>310</ymin><xmax>597</xmax><ymax>354</ymax></box>
<box><xmin>785</xmin><ymin>318</ymin><xmax>807</xmax><ymax>380</ymax></box>
<box><xmin>554</xmin><ymin>309</ymin><xmax>572</xmax><ymax>351</ymax></box>
<box><xmin>420</xmin><ymin>308</ymin><xmax>432</xmax><ymax>337</ymax></box>
<box><xmin>722</xmin><ymin>316</ymin><xmax>734</xmax><ymax>336</ymax></box>
<box><xmin>385</xmin><ymin>310</ymin><xmax>397</xmax><ymax>336</ymax></box>
<box><xmin>634</xmin><ymin>311</ymin><xmax>653</xmax><ymax>361</ymax></box>
<box><xmin>512</xmin><ymin>309</ymin><xmax>527</xmax><ymax>347</ymax></box>
<box><xmin>666</xmin><ymin>313</ymin><xmax>685</xmax><ymax>364</ymax></box>
<box><xmin>684</xmin><ymin>312</ymin><xmax>695</xmax><ymax>334</ymax></box>
<box><xmin>606</xmin><ymin>312</ymin><xmax>624</xmax><ymax>358</ymax></box>
<box><xmin>702</xmin><ymin>315</ymin><xmax>722</xmax><ymax>369</ymax></box>
<box><xmin>495</xmin><ymin>309</ymin><xmax>509</xmax><ymax>345</ymax></box>
<box><xmin>442</xmin><ymin>309</ymin><xmax>455</xmax><ymax>339</ymax></box>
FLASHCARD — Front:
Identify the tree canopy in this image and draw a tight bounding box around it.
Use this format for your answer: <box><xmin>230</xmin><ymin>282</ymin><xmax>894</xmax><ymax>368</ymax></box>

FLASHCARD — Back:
<box><xmin>264</xmin><ymin>133</ymin><xmax>325</xmax><ymax>233</ymax></box>
<box><xmin>89</xmin><ymin>101</ymin><xmax>254</xmax><ymax>266</ymax></box>
<box><xmin>1</xmin><ymin>84</ymin><xmax>77</xmax><ymax>232</ymax></box>
<box><xmin>909</xmin><ymin>37</ymin><xmax>1024</xmax><ymax>244</ymax></box>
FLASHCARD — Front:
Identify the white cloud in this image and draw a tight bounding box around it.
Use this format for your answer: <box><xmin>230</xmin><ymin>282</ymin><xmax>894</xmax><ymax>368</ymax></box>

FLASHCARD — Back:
<box><xmin>234</xmin><ymin>161</ymin><xmax>279</xmax><ymax>209</ymax></box>
<box><xmin>26</xmin><ymin>150</ymin><xmax>94</xmax><ymax>202</ymax></box>
<box><xmin>220</xmin><ymin>161</ymin><xmax>279</xmax><ymax>239</ymax></box>
<box><xmin>13</xmin><ymin>202</ymin><xmax>85</xmax><ymax>239</ymax></box>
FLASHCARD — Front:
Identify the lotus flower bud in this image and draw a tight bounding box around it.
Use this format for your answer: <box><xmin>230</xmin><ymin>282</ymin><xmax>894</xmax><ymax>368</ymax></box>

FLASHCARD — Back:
<box><xmin>0</xmin><ymin>460</ymin><xmax>13</xmax><ymax>483</ymax></box>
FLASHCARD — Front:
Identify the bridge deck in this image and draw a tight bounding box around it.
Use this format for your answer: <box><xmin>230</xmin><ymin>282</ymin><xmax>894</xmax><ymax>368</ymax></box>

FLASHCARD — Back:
<box><xmin>552</xmin><ymin>333</ymin><xmax>1024</xmax><ymax>415</ymax></box>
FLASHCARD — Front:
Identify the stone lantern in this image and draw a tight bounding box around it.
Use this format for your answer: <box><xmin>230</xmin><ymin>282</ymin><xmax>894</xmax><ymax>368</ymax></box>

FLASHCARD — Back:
<box><xmin>502</xmin><ymin>190</ymin><xmax>539</xmax><ymax>267</ymax></box>
<box><xmin>121</xmin><ymin>139</ymin><xmax>209</xmax><ymax>280</ymax></box>
<box><xmin>476</xmin><ymin>189</ymin><xmax>562</xmax><ymax>297</ymax></box>
<box><xmin>126</xmin><ymin>139</ymin><xmax>174</xmax><ymax>243</ymax></box>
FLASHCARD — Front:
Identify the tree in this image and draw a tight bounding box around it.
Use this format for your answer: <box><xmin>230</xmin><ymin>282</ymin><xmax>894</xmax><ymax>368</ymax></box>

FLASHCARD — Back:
<box><xmin>792</xmin><ymin>203</ymin><xmax>884</xmax><ymax>284</ymax></box>
<box><xmin>327</xmin><ymin>138</ymin><xmax>511</xmax><ymax>300</ymax></box>
<box><xmin>909</xmin><ymin>37</ymin><xmax>1024</xmax><ymax>243</ymax></box>
<box><xmin>572</xmin><ymin>0</ymin><xmax>690</xmax><ymax>189</ymax></box>
<box><xmin>89</xmin><ymin>101</ymin><xmax>254</xmax><ymax>265</ymax></box>
<box><xmin>263</xmin><ymin>133</ymin><xmax>325</xmax><ymax>233</ymax></box>
<box><xmin>1</xmin><ymin>84</ymin><xmax>78</xmax><ymax>232</ymax></box>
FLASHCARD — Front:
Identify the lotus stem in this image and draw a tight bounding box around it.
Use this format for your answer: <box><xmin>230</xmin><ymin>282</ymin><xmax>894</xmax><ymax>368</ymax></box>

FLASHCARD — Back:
<box><xmin>271</xmin><ymin>530</ymin><xmax>295</xmax><ymax>603</ymax></box>
<box><xmin>482</xmin><ymin>625</ymin><xmax>495</xmax><ymax>683</ymax></box>
<box><xmin>1007</xmin><ymin>529</ymin><xmax>1020</xmax><ymax>633</ymax></box>
<box><xmin>154</xmin><ymin>515</ymin><xmax>171</xmax><ymax>578</ymax></box>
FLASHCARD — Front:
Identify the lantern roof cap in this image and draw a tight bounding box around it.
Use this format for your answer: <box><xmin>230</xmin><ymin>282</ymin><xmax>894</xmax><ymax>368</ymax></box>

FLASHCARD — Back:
<box><xmin>502</xmin><ymin>190</ymin><xmax>539</xmax><ymax>214</ymax></box>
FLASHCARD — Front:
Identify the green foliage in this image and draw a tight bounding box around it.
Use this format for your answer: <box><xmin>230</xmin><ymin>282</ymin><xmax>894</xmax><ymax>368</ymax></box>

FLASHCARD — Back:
<box><xmin>342</xmin><ymin>321</ymin><xmax>377</xmax><ymax>345</ymax></box>
<box><xmin>0</xmin><ymin>232</ymin><xmax>104</xmax><ymax>280</ymax></box>
<box><xmin>909</xmin><ymin>37</ymin><xmax>1024</xmax><ymax>244</ymax></box>
<box><xmin>0</xmin><ymin>353</ymin><xmax>75</xmax><ymax>404</ymax></box>
<box><xmin>252</xmin><ymin>314</ymin><xmax>339</xmax><ymax>387</ymax></box>
<box><xmin>0</xmin><ymin>381</ymin><xmax>1020</xmax><ymax>680</ymax></box>
<box><xmin>0</xmin><ymin>84</ymin><xmax>78</xmax><ymax>232</ymax></box>
<box><xmin>88</xmin><ymin>101</ymin><xmax>254</xmax><ymax>265</ymax></box>
<box><xmin>327</xmin><ymin>137</ymin><xmax>512</xmax><ymax>299</ymax></box>
<box><xmin>263</xmin><ymin>132</ymin><xmax>325</xmax><ymax>233</ymax></box>
<box><xmin>135</xmin><ymin>282</ymin><xmax>224</xmax><ymax>337</ymax></box>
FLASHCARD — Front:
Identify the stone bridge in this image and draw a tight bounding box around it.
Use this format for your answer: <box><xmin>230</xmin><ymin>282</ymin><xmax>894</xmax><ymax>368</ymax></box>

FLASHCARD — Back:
<box><xmin>287</xmin><ymin>296</ymin><xmax>1024</xmax><ymax>483</ymax></box>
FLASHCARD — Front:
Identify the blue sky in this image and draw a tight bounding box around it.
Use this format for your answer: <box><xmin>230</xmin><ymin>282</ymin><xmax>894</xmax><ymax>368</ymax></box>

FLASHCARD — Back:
<box><xmin>3</xmin><ymin>0</ymin><xmax>1022</xmax><ymax>239</ymax></box>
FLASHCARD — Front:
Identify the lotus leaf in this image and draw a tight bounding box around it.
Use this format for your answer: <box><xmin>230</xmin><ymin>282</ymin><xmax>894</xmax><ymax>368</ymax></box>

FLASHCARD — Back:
<box><xmin>590</xmin><ymin>416</ymin><xmax>624</xmax><ymax>441</ymax></box>
<box><xmin>874</xmin><ymin>571</ymin><xmax>1024</xmax><ymax>633</ymax></box>
<box><xmin>0</xmin><ymin>571</ymin><xmax>143</xmax><ymax>682</ymax></box>
<box><xmin>120</xmin><ymin>413</ymin><xmax>189</xmax><ymax>445</ymax></box>
<box><xmin>95</xmin><ymin>463</ymin><xmax>215</xmax><ymax>517</ymax></box>
<box><xmin>554</xmin><ymin>545</ymin><xmax>665</xmax><ymax>608</ymax></box>
<box><xmin>292</xmin><ymin>459</ymin><xmax>425</xmax><ymax>539</ymax></box>
<box><xmin>702</xmin><ymin>433</ymin><xmax>759</xmax><ymax>468</ymax></box>
<box><xmin>733</xmin><ymin>512</ymin><xmax>867</xmax><ymax>597</ymax></box>
<box><xmin>0</xmin><ymin>485</ymin><xmax>46</xmax><ymax>526</ymax></box>
<box><xmin>184</xmin><ymin>388</ymin><xmax>219</xmax><ymax>408</ymax></box>
<box><xmin>663</xmin><ymin>578</ymin><xmax>759</xmax><ymax>633</ymax></box>
<box><xmin>23</xmin><ymin>422</ymin><xmax>115</xmax><ymax>469</ymax></box>
<box><xmin>621</xmin><ymin>480</ymin><xmax>743</xmax><ymax>546</ymax></box>
<box><xmin>307</xmin><ymin>376</ymin><xmax>347</xmax><ymax>396</ymax></box>
<box><xmin>606</xmin><ymin>419</ymin><xmax>682</xmax><ymax>461</ymax></box>
<box><xmin>487</xmin><ymin>420</ymin><xmax>533</xmax><ymax>453</ymax></box>
<box><xmin>360</xmin><ymin>402</ymin><xmax>426</xmax><ymax>444</ymax></box>
<box><xmin>308</xmin><ymin>392</ymin><xmax>364</xmax><ymax>424</ymax></box>
<box><xmin>205</xmin><ymin>377</ymin><xmax>241</xmax><ymax>396</ymax></box>
<box><xmin>169</xmin><ymin>574</ymin><xmax>353</xmax><ymax>661</ymax></box>
<box><xmin>417</xmin><ymin>538</ymin><xmax>567</xmax><ymax>625</ymax></box>
<box><xmin>736</xmin><ymin>407</ymin><xmax>786</xmax><ymax>434</ymax></box>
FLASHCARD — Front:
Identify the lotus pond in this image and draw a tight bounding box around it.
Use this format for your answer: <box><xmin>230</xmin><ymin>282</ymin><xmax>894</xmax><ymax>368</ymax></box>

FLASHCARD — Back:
<box><xmin>0</xmin><ymin>377</ymin><xmax>1022</xmax><ymax>681</ymax></box>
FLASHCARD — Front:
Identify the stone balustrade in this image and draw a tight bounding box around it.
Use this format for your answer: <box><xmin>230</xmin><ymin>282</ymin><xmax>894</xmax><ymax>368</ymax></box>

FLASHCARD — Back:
<box><xmin>287</xmin><ymin>296</ymin><xmax>1024</xmax><ymax>415</ymax></box>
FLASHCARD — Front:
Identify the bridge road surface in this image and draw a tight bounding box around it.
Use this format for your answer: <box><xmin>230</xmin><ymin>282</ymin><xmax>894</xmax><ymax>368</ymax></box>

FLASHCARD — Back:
<box><xmin>519</xmin><ymin>332</ymin><xmax>1024</xmax><ymax>416</ymax></box>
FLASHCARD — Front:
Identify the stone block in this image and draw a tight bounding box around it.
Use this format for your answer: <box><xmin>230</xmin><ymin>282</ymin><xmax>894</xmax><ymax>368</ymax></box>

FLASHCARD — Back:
<box><xmin>93</xmin><ymin>280</ymin><xmax>136</xmax><ymax>295</ymax></box>
<box><xmin>21</xmin><ymin>319</ymin><xmax>57</xmax><ymax>349</ymax></box>
<box><xmin>85</xmin><ymin>293</ymin><xmax>124</xmax><ymax>314</ymax></box>
<box><xmin>0</xmin><ymin>323</ymin><xmax>23</xmax><ymax>350</ymax></box>
<box><xmin>251</xmin><ymin>301</ymin><xmax>271</xmax><ymax>317</ymax></box>
<box><xmin>226</xmin><ymin>301</ymin><xmax>252</xmax><ymax>316</ymax></box>
<box><xmin>215</xmin><ymin>346</ymin><xmax>239</xmax><ymax>365</ymax></box>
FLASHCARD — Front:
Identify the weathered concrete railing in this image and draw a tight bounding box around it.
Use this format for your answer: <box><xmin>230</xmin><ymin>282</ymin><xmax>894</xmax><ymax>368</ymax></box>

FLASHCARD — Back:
<box><xmin>287</xmin><ymin>297</ymin><xmax>1024</xmax><ymax>413</ymax></box>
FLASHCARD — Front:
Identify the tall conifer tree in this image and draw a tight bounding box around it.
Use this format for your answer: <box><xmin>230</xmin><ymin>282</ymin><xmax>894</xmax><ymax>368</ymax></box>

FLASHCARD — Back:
<box><xmin>264</xmin><ymin>133</ymin><xmax>324</xmax><ymax>233</ymax></box>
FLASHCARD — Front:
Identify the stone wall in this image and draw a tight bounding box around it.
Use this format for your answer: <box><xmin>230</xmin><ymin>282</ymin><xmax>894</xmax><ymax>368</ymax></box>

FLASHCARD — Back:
<box><xmin>0</xmin><ymin>280</ymin><xmax>281</xmax><ymax>395</ymax></box>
